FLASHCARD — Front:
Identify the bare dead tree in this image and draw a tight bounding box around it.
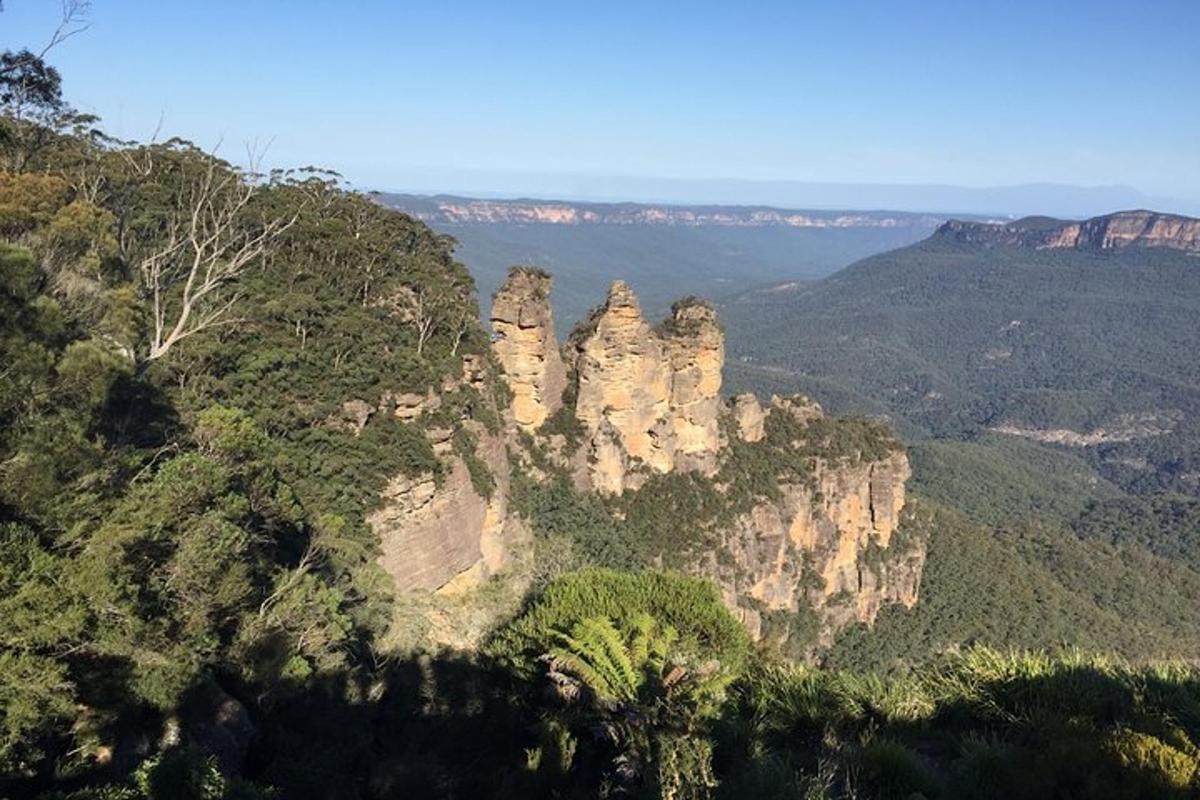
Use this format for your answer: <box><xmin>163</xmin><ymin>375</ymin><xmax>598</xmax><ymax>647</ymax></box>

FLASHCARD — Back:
<box><xmin>0</xmin><ymin>0</ymin><xmax>91</xmax><ymax>78</ymax></box>
<box><xmin>407</xmin><ymin>286</ymin><xmax>437</xmax><ymax>357</ymax></box>
<box><xmin>376</xmin><ymin>269</ymin><xmax>474</xmax><ymax>358</ymax></box>
<box><xmin>449</xmin><ymin>304</ymin><xmax>472</xmax><ymax>356</ymax></box>
<box><xmin>38</xmin><ymin>0</ymin><xmax>92</xmax><ymax>59</ymax></box>
<box><xmin>137</xmin><ymin>146</ymin><xmax>299</xmax><ymax>363</ymax></box>
<box><xmin>348</xmin><ymin>197</ymin><xmax>386</xmax><ymax>306</ymax></box>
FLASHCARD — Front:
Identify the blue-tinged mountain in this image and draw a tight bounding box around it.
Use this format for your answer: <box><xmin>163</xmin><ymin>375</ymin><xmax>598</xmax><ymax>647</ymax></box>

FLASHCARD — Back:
<box><xmin>377</xmin><ymin>193</ymin><xmax>964</xmax><ymax>332</ymax></box>
<box><xmin>723</xmin><ymin>210</ymin><xmax>1200</xmax><ymax>497</ymax></box>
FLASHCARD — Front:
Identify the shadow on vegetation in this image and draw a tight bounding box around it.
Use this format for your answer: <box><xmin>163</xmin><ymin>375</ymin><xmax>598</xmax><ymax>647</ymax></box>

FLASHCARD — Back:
<box><xmin>26</xmin><ymin>647</ymin><xmax>1198</xmax><ymax>800</ymax></box>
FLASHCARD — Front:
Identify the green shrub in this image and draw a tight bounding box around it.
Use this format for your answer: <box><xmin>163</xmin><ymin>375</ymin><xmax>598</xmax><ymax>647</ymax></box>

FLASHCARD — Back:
<box><xmin>486</xmin><ymin>569</ymin><xmax>750</xmax><ymax>679</ymax></box>
<box><xmin>859</xmin><ymin>738</ymin><xmax>940</xmax><ymax>799</ymax></box>
<box><xmin>1105</xmin><ymin>730</ymin><xmax>1198</xmax><ymax>793</ymax></box>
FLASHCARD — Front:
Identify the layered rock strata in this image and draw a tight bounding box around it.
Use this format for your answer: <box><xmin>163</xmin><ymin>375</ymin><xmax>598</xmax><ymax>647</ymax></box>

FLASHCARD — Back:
<box><xmin>937</xmin><ymin>210</ymin><xmax>1200</xmax><ymax>253</ymax></box>
<box><xmin>568</xmin><ymin>282</ymin><xmax>724</xmax><ymax>491</ymax></box>
<box><xmin>368</xmin><ymin>269</ymin><xmax>924</xmax><ymax>646</ymax></box>
<box><xmin>370</xmin><ymin>422</ymin><xmax>518</xmax><ymax>593</ymax></box>
<box><xmin>489</xmin><ymin>268</ymin><xmax>567</xmax><ymax>430</ymax></box>
<box><xmin>709</xmin><ymin>416</ymin><xmax>919</xmax><ymax>643</ymax></box>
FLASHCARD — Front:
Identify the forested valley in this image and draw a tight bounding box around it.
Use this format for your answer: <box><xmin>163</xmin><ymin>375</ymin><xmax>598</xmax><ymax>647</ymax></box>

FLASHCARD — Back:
<box><xmin>3</xmin><ymin>45</ymin><xmax>1200</xmax><ymax>800</ymax></box>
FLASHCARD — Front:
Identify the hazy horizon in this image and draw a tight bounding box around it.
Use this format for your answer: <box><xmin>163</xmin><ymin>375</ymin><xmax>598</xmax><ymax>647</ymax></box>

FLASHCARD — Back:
<box><xmin>5</xmin><ymin>0</ymin><xmax>1198</xmax><ymax>217</ymax></box>
<box><xmin>377</xmin><ymin>174</ymin><xmax>1200</xmax><ymax>219</ymax></box>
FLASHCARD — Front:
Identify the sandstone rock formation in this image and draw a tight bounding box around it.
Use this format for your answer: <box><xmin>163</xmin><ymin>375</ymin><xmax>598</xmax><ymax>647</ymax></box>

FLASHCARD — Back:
<box><xmin>370</xmin><ymin>424</ymin><xmax>517</xmax><ymax>592</ymax></box>
<box><xmin>366</xmin><ymin>269</ymin><xmax>923</xmax><ymax>650</ymax></box>
<box><xmin>573</xmin><ymin>281</ymin><xmax>674</xmax><ymax>476</ymax></box>
<box><xmin>570</xmin><ymin>283</ymin><xmax>724</xmax><ymax>492</ymax></box>
<box><xmin>490</xmin><ymin>268</ymin><xmax>567</xmax><ymax>430</ymax></box>
<box><xmin>937</xmin><ymin>210</ymin><xmax>1200</xmax><ymax>253</ymax></box>
<box><xmin>729</xmin><ymin>393</ymin><xmax>765</xmax><ymax>442</ymax></box>
<box><xmin>704</xmin><ymin>402</ymin><xmax>919</xmax><ymax>642</ymax></box>
<box><xmin>662</xmin><ymin>300</ymin><xmax>725</xmax><ymax>473</ymax></box>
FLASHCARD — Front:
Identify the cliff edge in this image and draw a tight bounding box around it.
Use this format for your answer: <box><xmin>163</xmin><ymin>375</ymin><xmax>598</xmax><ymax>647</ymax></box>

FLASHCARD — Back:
<box><xmin>935</xmin><ymin>210</ymin><xmax>1200</xmax><ymax>253</ymax></box>
<box><xmin>488</xmin><ymin>269</ymin><xmax>925</xmax><ymax>643</ymax></box>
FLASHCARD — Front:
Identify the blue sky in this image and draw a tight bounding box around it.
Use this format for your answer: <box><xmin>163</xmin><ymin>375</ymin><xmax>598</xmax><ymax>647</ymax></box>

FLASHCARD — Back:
<box><xmin>3</xmin><ymin>0</ymin><xmax>1199</xmax><ymax>207</ymax></box>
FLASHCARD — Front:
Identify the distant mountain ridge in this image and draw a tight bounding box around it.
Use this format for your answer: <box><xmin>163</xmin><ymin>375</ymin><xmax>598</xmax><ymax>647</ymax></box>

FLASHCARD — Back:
<box><xmin>378</xmin><ymin>174</ymin><xmax>1200</xmax><ymax>218</ymax></box>
<box><xmin>721</xmin><ymin>207</ymin><xmax>1200</xmax><ymax>497</ymax></box>
<box><xmin>935</xmin><ymin>210</ymin><xmax>1200</xmax><ymax>253</ymax></box>
<box><xmin>375</xmin><ymin>193</ymin><xmax>960</xmax><ymax>334</ymax></box>
<box><xmin>379</xmin><ymin>193</ymin><xmax>967</xmax><ymax>229</ymax></box>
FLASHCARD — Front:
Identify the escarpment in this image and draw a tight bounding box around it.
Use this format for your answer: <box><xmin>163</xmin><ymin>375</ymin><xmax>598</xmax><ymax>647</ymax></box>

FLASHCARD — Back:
<box><xmin>710</xmin><ymin>407</ymin><xmax>920</xmax><ymax>644</ymax></box>
<box><xmin>368</xmin><ymin>266</ymin><xmax>924</xmax><ymax>646</ymax></box>
<box><xmin>565</xmin><ymin>281</ymin><xmax>725</xmax><ymax>489</ymax></box>
<box><xmin>936</xmin><ymin>210</ymin><xmax>1200</xmax><ymax>253</ymax></box>
<box><xmin>486</xmin><ymin>269</ymin><xmax>925</xmax><ymax>641</ymax></box>
<box><xmin>367</xmin><ymin>362</ymin><xmax>527</xmax><ymax>596</ymax></box>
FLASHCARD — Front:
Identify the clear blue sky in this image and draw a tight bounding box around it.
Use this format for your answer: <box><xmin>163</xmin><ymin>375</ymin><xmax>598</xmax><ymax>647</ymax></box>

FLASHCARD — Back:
<box><xmin>3</xmin><ymin>0</ymin><xmax>1199</xmax><ymax>205</ymax></box>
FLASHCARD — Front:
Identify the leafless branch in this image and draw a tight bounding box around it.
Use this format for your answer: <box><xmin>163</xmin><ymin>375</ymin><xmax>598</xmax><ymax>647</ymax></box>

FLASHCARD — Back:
<box><xmin>137</xmin><ymin>145</ymin><xmax>300</xmax><ymax>362</ymax></box>
<box><xmin>38</xmin><ymin>0</ymin><xmax>92</xmax><ymax>60</ymax></box>
<box><xmin>0</xmin><ymin>0</ymin><xmax>91</xmax><ymax>77</ymax></box>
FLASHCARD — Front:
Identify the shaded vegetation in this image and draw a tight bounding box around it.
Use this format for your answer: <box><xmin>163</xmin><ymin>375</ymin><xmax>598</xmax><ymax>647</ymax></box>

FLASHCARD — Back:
<box><xmin>1073</xmin><ymin>494</ymin><xmax>1200</xmax><ymax>573</ymax></box>
<box><xmin>909</xmin><ymin>433</ymin><xmax>1123</xmax><ymax>526</ymax></box>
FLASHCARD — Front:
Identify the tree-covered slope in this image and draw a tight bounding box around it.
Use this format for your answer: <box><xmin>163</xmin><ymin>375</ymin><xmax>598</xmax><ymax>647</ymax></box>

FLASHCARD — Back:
<box><xmin>826</xmin><ymin>499</ymin><xmax>1200</xmax><ymax>672</ymax></box>
<box><xmin>0</xmin><ymin>47</ymin><xmax>510</xmax><ymax>797</ymax></box>
<box><xmin>723</xmin><ymin>228</ymin><xmax>1200</xmax><ymax>496</ymax></box>
<box><xmin>6</xmin><ymin>42</ymin><xmax>1200</xmax><ymax>800</ymax></box>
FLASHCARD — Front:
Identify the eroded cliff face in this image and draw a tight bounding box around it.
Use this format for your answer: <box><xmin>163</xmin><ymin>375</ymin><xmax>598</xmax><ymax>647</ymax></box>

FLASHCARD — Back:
<box><xmin>569</xmin><ymin>281</ymin><xmax>724</xmax><ymax>491</ymax></box>
<box><xmin>663</xmin><ymin>301</ymin><xmax>725</xmax><ymax>474</ymax></box>
<box><xmin>490</xmin><ymin>269</ymin><xmax>567</xmax><ymax>430</ymax></box>
<box><xmin>573</xmin><ymin>281</ymin><xmax>675</xmax><ymax>477</ymax></box>
<box><xmin>937</xmin><ymin>210</ymin><xmax>1200</xmax><ymax>253</ymax></box>
<box><xmin>367</xmin><ymin>268</ymin><xmax>923</xmax><ymax>648</ymax></box>
<box><xmin>711</xmin><ymin>428</ymin><xmax>918</xmax><ymax>644</ymax></box>
<box><xmin>488</xmin><ymin>274</ymin><xmax>923</xmax><ymax>640</ymax></box>
<box><xmin>370</xmin><ymin>425</ymin><xmax>510</xmax><ymax>592</ymax></box>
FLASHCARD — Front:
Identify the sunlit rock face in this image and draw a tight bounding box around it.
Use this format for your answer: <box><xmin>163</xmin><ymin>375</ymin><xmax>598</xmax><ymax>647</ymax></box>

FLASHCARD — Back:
<box><xmin>662</xmin><ymin>300</ymin><xmax>724</xmax><ymax>474</ymax></box>
<box><xmin>490</xmin><ymin>269</ymin><xmax>567</xmax><ymax>430</ymax></box>
<box><xmin>936</xmin><ymin>211</ymin><xmax>1200</xmax><ymax>253</ymax></box>
<box><xmin>570</xmin><ymin>282</ymin><xmax>723</xmax><ymax>492</ymax></box>
<box><xmin>367</xmin><ymin>268</ymin><xmax>924</xmax><ymax>650</ymax></box>
<box><xmin>704</xmin><ymin>400</ymin><xmax>920</xmax><ymax>645</ymax></box>
<box><xmin>573</xmin><ymin>280</ymin><xmax>674</xmax><ymax>477</ymax></box>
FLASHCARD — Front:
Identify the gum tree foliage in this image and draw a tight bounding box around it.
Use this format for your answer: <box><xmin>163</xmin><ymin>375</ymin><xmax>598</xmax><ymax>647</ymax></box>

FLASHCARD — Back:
<box><xmin>7</xmin><ymin>44</ymin><xmax>1200</xmax><ymax>800</ymax></box>
<box><xmin>0</xmin><ymin>49</ymin><xmax>494</xmax><ymax>797</ymax></box>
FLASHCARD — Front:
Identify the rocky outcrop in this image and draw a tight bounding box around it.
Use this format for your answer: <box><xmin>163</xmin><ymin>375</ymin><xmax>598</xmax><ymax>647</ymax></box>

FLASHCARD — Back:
<box><xmin>573</xmin><ymin>281</ymin><xmax>674</xmax><ymax>477</ymax></box>
<box><xmin>182</xmin><ymin>684</ymin><xmax>258</xmax><ymax>777</ymax></box>
<box><xmin>936</xmin><ymin>210</ymin><xmax>1200</xmax><ymax>253</ymax></box>
<box><xmin>370</xmin><ymin>424</ymin><xmax>515</xmax><ymax>592</ymax></box>
<box><xmin>729</xmin><ymin>394</ymin><xmax>765</xmax><ymax>443</ymax></box>
<box><xmin>570</xmin><ymin>283</ymin><xmax>724</xmax><ymax>491</ymax></box>
<box><xmin>662</xmin><ymin>301</ymin><xmax>725</xmax><ymax>473</ymax></box>
<box><xmin>366</xmin><ymin>269</ymin><xmax>923</xmax><ymax>651</ymax></box>
<box><xmin>490</xmin><ymin>269</ymin><xmax>567</xmax><ymax>430</ymax></box>
<box><xmin>705</xmin><ymin>401</ymin><xmax>920</xmax><ymax>642</ymax></box>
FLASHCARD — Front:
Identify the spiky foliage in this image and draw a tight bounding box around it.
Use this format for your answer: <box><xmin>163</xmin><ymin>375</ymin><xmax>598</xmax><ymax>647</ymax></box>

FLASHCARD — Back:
<box><xmin>718</xmin><ymin>646</ymin><xmax>1200</xmax><ymax>799</ymax></box>
<box><xmin>487</xmin><ymin>569</ymin><xmax>751</xmax><ymax>680</ymax></box>
<box><xmin>539</xmin><ymin>613</ymin><xmax>735</xmax><ymax>800</ymax></box>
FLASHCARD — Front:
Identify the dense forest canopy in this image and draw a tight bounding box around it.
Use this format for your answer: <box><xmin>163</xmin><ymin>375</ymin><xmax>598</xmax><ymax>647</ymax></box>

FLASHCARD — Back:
<box><xmin>0</xmin><ymin>42</ymin><xmax>503</xmax><ymax>797</ymax></box>
<box><xmin>3</xmin><ymin>38</ymin><xmax>1200</xmax><ymax>800</ymax></box>
<box><xmin>722</xmin><ymin>232</ymin><xmax>1200</xmax><ymax>495</ymax></box>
